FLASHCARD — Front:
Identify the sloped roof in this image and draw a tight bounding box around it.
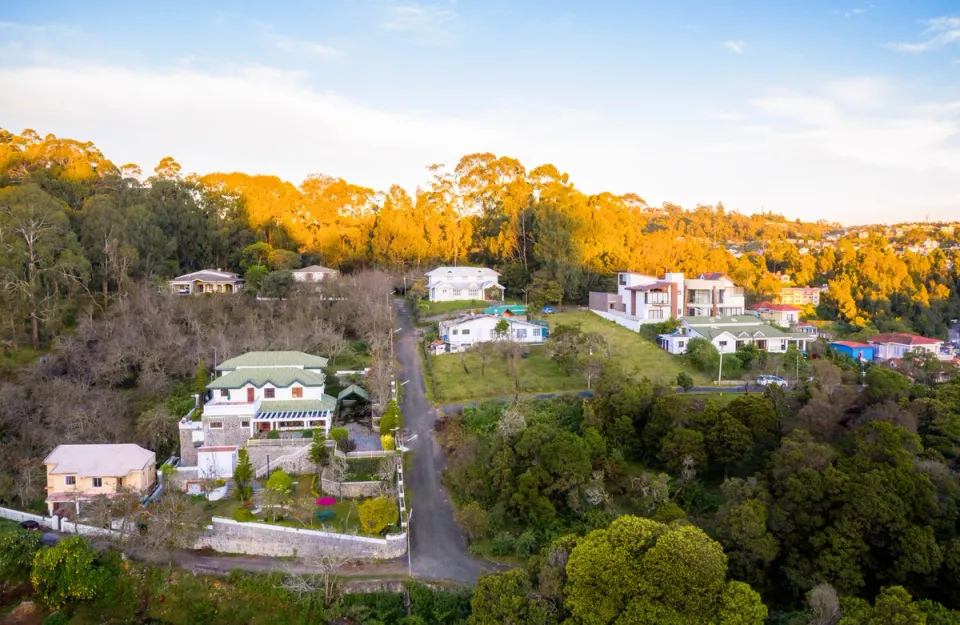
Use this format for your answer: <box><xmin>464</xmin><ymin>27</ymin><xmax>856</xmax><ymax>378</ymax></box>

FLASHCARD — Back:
<box><xmin>750</xmin><ymin>301</ymin><xmax>802</xmax><ymax>312</ymax></box>
<box><xmin>683</xmin><ymin>315</ymin><xmax>760</xmax><ymax>326</ymax></box>
<box><xmin>44</xmin><ymin>444</ymin><xmax>155</xmax><ymax>477</ymax></box>
<box><xmin>295</xmin><ymin>265</ymin><xmax>337</xmax><ymax>274</ymax></box>
<box><xmin>258</xmin><ymin>397</ymin><xmax>337</xmax><ymax>413</ymax></box>
<box><xmin>217</xmin><ymin>351</ymin><xmax>329</xmax><ymax>371</ymax></box>
<box><xmin>207</xmin><ymin>367</ymin><xmax>326</xmax><ymax>389</ymax></box>
<box><xmin>699</xmin><ymin>272</ymin><xmax>731</xmax><ymax>281</ymax></box>
<box><xmin>425</xmin><ymin>266</ymin><xmax>498</xmax><ymax>276</ymax></box>
<box><xmin>868</xmin><ymin>333</ymin><xmax>942</xmax><ymax>346</ymax></box>
<box><xmin>485</xmin><ymin>305</ymin><xmax>527</xmax><ymax>315</ymax></box>
<box><xmin>625</xmin><ymin>281</ymin><xmax>674</xmax><ymax>291</ymax></box>
<box><xmin>337</xmin><ymin>384</ymin><xmax>370</xmax><ymax>401</ymax></box>
<box><xmin>171</xmin><ymin>269</ymin><xmax>242</xmax><ymax>283</ymax></box>
<box><xmin>831</xmin><ymin>341</ymin><xmax>873</xmax><ymax>349</ymax></box>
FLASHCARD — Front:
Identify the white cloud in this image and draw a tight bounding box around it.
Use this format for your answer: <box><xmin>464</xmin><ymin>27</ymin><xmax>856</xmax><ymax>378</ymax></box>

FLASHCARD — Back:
<box><xmin>723</xmin><ymin>40</ymin><xmax>746</xmax><ymax>53</ymax></box>
<box><xmin>380</xmin><ymin>4</ymin><xmax>456</xmax><ymax>41</ymax></box>
<box><xmin>270</xmin><ymin>34</ymin><xmax>343</xmax><ymax>59</ymax></box>
<box><xmin>888</xmin><ymin>16</ymin><xmax>960</xmax><ymax>52</ymax></box>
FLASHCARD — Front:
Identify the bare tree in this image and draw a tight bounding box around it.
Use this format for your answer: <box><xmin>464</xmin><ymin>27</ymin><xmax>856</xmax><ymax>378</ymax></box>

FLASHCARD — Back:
<box><xmin>806</xmin><ymin>583</ymin><xmax>840</xmax><ymax>625</ymax></box>
<box><xmin>497</xmin><ymin>403</ymin><xmax>526</xmax><ymax>439</ymax></box>
<box><xmin>280</xmin><ymin>551</ymin><xmax>354</xmax><ymax>607</ymax></box>
<box><xmin>140</xmin><ymin>491</ymin><xmax>204</xmax><ymax>565</ymax></box>
<box><xmin>498</xmin><ymin>342</ymin><xmax>524</xmax><ymax>402</ymax></box>
<box><xmin>324</xmin><ymin>455</ymin><xmax>349</xmax><ymax>500</ymax></box>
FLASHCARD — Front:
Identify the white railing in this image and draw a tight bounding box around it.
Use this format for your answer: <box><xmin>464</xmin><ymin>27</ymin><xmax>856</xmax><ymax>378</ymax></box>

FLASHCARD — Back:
<box><xmin>331</xmin><ymin>448</ymin><xmax>393</xmax><ymax>459</ymax></box>
<box><xmin>203</xmin><ymin>398</ymin><xmax>261</xmax><ymax>418</ymax></box>
<box><xmin>246</xmin><ymin>438</ymin><xmax>311</xmax><ymax>448</ymax></box>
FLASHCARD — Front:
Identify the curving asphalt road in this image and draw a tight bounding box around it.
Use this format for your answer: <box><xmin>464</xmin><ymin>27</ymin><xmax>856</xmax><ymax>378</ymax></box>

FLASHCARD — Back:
<box><xmin>394</xmin><ymin>300</ymin><xmax>498</xmax><ymax>584</ymax></box>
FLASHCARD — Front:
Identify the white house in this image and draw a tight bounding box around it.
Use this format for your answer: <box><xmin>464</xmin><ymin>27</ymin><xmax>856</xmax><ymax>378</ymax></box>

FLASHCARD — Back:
<box><xmin>179</xmin><ymin>351</ymin><xmax>337</xmax><ymax>467</ymax></box>
<box><xmin>748</xmin><ymin>302</ymin><xmax>802</xmax><ymax>328</ymax></box>
<box><xmin>868</xmin><ymin>333</ymin><xmax>945</xmax><ymax>361</ymax></box>
<box><xmin>169</xmin><ymin>269</ymin><xmax>243</xmax><ymax>294</ymax></box>
<box><xmin>657</xmin><ymin>316</ymin><xmax>815</xmax><ymax>355</ymax></box>
<box><xmin>590</xmin><ymin>271</ymin><xmax>746</xmax><ymax>324</ymax></box>
<box><xmin>197</xmin><ymin>445</ymin><xmax>239</xmax><ymax>479</ymax></box>
<box><xmin>425</xmin><ymin>266</ymin><xmax>504</xmax><ymax>302</ymax></box>
<box><xmin>293</xmin><ymin>265</ymin><xmax>339</xmax><ymax>282</ymax></box>
<box><xmin>439</xmin><ymin>314</ymin><xmax>548</xmax><ymax>350</ymax></box>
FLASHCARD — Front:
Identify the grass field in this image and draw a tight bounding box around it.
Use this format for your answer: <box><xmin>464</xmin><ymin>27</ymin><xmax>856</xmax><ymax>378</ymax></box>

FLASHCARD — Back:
<box><xmin>429</xmin><ymin>345</ymin><xmax>586</xmax><ymax>403</ymax></box>
<box><xmin>418</xmin><ymin>299</ymin><xmax>488</xmax><ymax>316</ymax></box>
<box><xmin>547</xmin><ymin>311</ymin><xmax>710</xmax><ymax>386</ymax></box>
<box><xmin>426</xmin><ymin>310</ymin><xmax>709</xmax><ymax>403</ymax></box>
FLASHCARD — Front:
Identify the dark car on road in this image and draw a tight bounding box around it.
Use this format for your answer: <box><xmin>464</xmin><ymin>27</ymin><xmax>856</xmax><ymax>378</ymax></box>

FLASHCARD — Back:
<box><xmin>19</xmin><ymin>520</ymin><xmax>41</xmax><ymax>531</ymax></box>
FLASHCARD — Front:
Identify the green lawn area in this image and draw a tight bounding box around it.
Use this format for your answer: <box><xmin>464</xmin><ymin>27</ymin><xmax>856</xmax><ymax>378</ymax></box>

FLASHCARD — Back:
<box><xmin>429</xmin><ymin>345</ymin><xmax>586</xmax><ymax>403</ymax></box>
<box><xmin>548</xmin><ymin>311</ymin><xmax>710</xmax><ymax>386</ymax></box>
<box><xmin>418</xmin><ymin>299</ymin><xmax>488</xmax><ymax>316</ymax></box>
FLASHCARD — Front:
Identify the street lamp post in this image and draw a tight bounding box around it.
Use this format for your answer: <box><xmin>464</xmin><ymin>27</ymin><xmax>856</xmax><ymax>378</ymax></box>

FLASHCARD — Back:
<box><xmin>717</xmin><ymin>350</ymin><xmax>724</xmax><ymax>386</ymax></box>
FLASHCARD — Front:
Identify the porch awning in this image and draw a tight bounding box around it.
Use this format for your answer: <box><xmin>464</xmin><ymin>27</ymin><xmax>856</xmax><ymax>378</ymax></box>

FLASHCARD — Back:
<box><xmin>254</xmin><ymin>410</ymin><xmax>329</xmax><ymax>421</ymax></box>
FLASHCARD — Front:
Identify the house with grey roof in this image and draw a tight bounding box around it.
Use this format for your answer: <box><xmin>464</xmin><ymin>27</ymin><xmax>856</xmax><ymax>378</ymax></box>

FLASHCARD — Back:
<box><xmin>179</xmin><ymin>350</ymin><xmax>336</xmax><ymax>467</ymax></box>
<box><xmin>44</xmin><ymin>444</ymin><xmax>156</xmax><ymax>515</ymax></box>
<box><xmin>657</xmin><ymin>315</ymin><xmax>814</xmax><ymax>355</ymax></box>
<box><xmin>169</xmin><ymin>269</ymin><xmax>243</xmax><ymax>294</ymax></box>
<box><xmin>424</xmin><ymin>266</ymin><xmax>504</xmax><ymax>302</ymax></box>
<box><xmin>293</xmin><ymin>264</ymin><xmax>339</xmax><ymax>283</ymax></box>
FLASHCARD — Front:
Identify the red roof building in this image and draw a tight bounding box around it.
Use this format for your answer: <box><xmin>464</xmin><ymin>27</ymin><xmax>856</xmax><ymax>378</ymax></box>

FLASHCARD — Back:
<box><xmin>868</xmin><ymin>333</ymin><xmax>943</xmax><ymax>361</ymax></box>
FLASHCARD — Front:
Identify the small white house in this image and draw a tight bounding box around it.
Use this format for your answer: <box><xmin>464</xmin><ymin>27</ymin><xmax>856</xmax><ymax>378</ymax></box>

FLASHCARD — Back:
<box><xmin>197</xmin><ymin>445</ymin><xmax>239</xmax><ymax>479</ymax></box>
<box><xmin>748</xmin><ymin>302</ymin><xmax>802</xmax><ymax>328</ymax></box>
<box><xmin>657</xmin><ymin>316</ymin><xmax>814</xmax><ymax>355</ymax></box>
<box><xmin>293</xmin><ymin>265</ymin><xmax>338</xmax><ymax>282</ymax></box>
<box><xmin>425</xmin><ymin>266</ymin><xmax>504</xmax><ymax>302</ymax></box>
<box><xmin>868</xmin><ymin>333</ymin><xmax>945</xmax><ymax>361</ymax></box>
<box><xmin>439</xmin><ymin>314</ymin><xmax>548</xmax><ymax>350</ymax></box>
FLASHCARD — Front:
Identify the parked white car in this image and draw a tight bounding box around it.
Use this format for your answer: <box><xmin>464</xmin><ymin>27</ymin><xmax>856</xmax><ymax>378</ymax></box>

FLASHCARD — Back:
<box><xmin>757</xmin><ymin>374</ymin><xmax>788</xmax><ymax>388</ymax></box>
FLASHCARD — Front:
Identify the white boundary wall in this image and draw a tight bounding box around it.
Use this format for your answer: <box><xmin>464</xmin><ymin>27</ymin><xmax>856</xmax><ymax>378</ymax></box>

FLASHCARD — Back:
<box><xmin>591</xmin><ymin>309</ymin><xmax>643</xmax><ymax>332</ymax></box>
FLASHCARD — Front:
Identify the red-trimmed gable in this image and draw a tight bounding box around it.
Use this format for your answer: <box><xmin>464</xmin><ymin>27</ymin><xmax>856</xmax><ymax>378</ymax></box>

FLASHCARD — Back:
<box><xmin>868</xmin><ymin>333</ymin><xmax>942</xmax><ymax>346</ymax></box>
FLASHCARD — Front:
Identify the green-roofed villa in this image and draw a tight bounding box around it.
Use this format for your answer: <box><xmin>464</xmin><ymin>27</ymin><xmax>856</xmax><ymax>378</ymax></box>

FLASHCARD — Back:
<box><xmin>657</xmin><ymin>316</ymin><xmax>814</xmax><ymax>355</ymax></box>
<box><xmin>185</xmin><ymin>351</ymin><xmax>336</xmax><ymax>459</ymax></box>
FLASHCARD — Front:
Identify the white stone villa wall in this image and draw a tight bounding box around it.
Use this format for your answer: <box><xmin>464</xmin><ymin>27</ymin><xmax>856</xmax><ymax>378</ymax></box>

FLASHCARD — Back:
<box><xmin>0</xmin><ymin>505</ymin><xmax>60</xmax><ymax>528</ymax></box>
<box><xmin>591</xmin><ymin>309</ymin><xmax>643</xmax><ymax>332</ymax></box>
<box><xmin>195</xmin><ymin>518</ymin><xmax>407</xmax><ymax>559</ymax></box>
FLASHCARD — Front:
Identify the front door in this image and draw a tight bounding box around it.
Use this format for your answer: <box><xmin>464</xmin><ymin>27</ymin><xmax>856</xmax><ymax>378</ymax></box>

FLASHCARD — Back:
<box><xmin>247</xmin><ymin>387</ymin><xmax>255</xmax><ymax>403</ymax></box>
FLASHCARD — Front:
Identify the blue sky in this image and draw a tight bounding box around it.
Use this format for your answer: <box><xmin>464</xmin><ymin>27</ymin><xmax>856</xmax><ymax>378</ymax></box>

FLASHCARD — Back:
<box><xmin>1</xmin><ymin>1</ymin><xmax>959</xmax><ymax>224</ymax></box>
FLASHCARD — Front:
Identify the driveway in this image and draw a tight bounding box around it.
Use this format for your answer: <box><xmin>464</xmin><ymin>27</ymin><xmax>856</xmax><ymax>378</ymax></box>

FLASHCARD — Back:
<box><xmin>394</xmin><ymin>299</ymin><xmax>498</xmax><ymax>584</ymax></box>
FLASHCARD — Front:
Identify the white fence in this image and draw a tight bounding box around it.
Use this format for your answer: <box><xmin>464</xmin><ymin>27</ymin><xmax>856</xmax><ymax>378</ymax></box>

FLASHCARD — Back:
<box><xmin>591</xmin><ymin>309</ymin><xmax>643</xmax><ymax>332</ymax></box>
<box><xmin>247</xmin><ymin>438</ymin><xmax>312</xmax><ymax>448</ymax></box>
<box><xmin>0</xmin><ymin>505</ymin><xmax>59</xmax><ymax>529</ymax></box>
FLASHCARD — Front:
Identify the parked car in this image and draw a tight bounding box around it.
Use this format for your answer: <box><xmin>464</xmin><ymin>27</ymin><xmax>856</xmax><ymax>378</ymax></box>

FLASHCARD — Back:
<box><xmin>19</xmin><ymin>520</ymin><xmax>41</xmax><ymax>531</ymax></box>
<box><xmin>541</xmin><ymin>306</ymin><xmax>556</xmax><ymax>314</ymax></box>
<box><xmin>757</xmin><ymin>374</ymin><xmax>788</xmax><ymax>388</ymax></box>
<box><xmin>178</xmin><ymin>286</ymin><xmax>191</xmax><ymax>294</ymax></box>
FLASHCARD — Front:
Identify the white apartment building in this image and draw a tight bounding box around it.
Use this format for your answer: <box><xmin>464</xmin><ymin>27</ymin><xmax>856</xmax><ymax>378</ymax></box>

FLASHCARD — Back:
<box><xmin>589</xmin><ymin>272</ymin><xmax>746</xmax><ymax>324</ymax></box>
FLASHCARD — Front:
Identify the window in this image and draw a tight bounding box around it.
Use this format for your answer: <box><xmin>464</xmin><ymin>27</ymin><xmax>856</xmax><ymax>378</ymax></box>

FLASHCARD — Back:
<box><xmin>678</xmin><ymin>341</ymin><xmax>686</xmax><ymax>349</ymax></box>
<box><xmin>462</xmin><ymin>329</ymin><xmax>470</xmax><ymax>335</ymax></box>
<box><xmin>241</xmin><ymin>420</ymin><xmax>250</xmax><ymax>428</ymax></box>
<box><xmin>452</xmin><ymin>329</ymin><xmax>459</xmax><ymax>335</ymax></box>
<box><xmin>469</xmin><ymin>290</ymin><xmax>479</xmax><ymax>298</ymax></box>
<box><xmin>532</xmin><ymin>328</ymin><xmax>541</xmax><ymax>337</ymax></box>
<box><xmin>219</xmin><ymin>389</ymin><xmax>229</xmax><ymax>398</ymax></box>
<box><xmin>719</xmin><ymin>341</ymin><xmax>728</xmax><ymax>348</ymax></box>
<box><xmin>648</xmin><ymin>309</ymin><xmax>664</xmax><ymax>320</ymax></box>
<box><xmin>292</xmin><ymin>386</ymin><xmax>303</xmax><ymax>399</ymax></box>
<box><xmin>453</xmin><ymin>288</ymin><xmax>462</xmax><ymax>297</ymax></box>
<box><xmin>516</xmin><ymin>329</ymin><xmax>527</xmax><ymax>339</ymax></box>
<box><xmin>264</xmin><ymin>388</ymin><xmax>275</xmax><ymax>399</ymax></box>
<box><xmin>92</xmin><ymin>477</ymin><xmax>102</xmax><ymax>488</ymax></box>
<box><xmin>618</xmin><ymin>274</ymin><xmax>626</xmax><ymax>285</ymax></box>
<box><xmin>65</xmin><ymin>476</ymin><xmax>76</xmax><ymax>486</ymax></box>
<box><xmin>209</xmin><ymin>421</ymin><xmax>223</xmax><ymax>429</ymax></box>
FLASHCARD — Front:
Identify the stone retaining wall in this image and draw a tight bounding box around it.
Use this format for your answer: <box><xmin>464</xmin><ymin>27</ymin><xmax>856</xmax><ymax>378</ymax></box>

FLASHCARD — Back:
<box><xmin>319</xmin><ymin>478</ymin><xmax>383</xmax><ymax>498</ymax></box>
<box><xmin>194</xmin><ymin>517</ymin><xmax>406</xmax><ymax>559</ymax></box>
<box><xmin>246</xmin><ymin>445</ymin><xmax>315</xmax><ymax>476</ymax></box>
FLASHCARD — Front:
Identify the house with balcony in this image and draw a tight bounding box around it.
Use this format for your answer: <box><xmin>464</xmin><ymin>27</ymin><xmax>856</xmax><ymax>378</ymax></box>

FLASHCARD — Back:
<box><xmin>44</xmin><ymin>444</ymin><xmax>156</xmax><ymax>515</ymax></box>
<box><xmin>777</xmin><ymin>287</ymin><xmax>821</xmax><ymax>307</ymax></box>
<box><xmin>178</xmin><ymin>350</ymin><xmax>336</xmax><ymax>467</ymax></box>
<box><xmin>749</xmin><ymin>302</ymin><xmax>802</xmax><ymax>327</ymax></box>
<box><xmin>589</xmin><ymin>271</ymin><xmax>746</xmax><ymax>324</ymax></box>
<box><xmin>169</xmin><ymin>269</ymin><xmax>243</xmax><ymax>294</ymax></box>
<box><xmin>425</xmin><ymin>266</ymin><xmax>504</xmax><ymax>302</ymax></box>
<box><xmin>438</xmin><ymin>314</ymin><xmax>548</xmax><ymax>351</ymax></box>
<box><xmin>867</xmin><ymin>333</ymin><xmax>945</xmax><ymax>362</ymax></box>
<box><xmin>657</xmin><ymin>316</ymin><xmax>815</xmax><ymax>355</ymax></box>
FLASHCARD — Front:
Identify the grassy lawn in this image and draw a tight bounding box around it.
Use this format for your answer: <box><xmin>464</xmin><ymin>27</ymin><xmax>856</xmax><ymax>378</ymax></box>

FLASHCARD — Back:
<box><xmin>190</xmin><ymin>494</ymin><xmax>242</xmax><ymax>523</ymax></box>
<box><xmin>429</xmin><ymin>345</ymin><xmax>587</xmax><ymax>403</ymax></box>
<box><xmin>547</xmin><ymin>310</ymin><xmax>710</xmax><ymax>386</ymax></box>
<box><xmin>418</xmin><ymin>299</ymin><xmax>488</xmax><ymax>316</ymax></box>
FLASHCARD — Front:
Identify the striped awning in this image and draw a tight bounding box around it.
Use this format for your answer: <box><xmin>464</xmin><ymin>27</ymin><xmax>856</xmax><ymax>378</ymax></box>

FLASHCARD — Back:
<box><xmin>254</xmin><ymin>410</ymin><xmax>330</xmax><ymax>421</ymax></box>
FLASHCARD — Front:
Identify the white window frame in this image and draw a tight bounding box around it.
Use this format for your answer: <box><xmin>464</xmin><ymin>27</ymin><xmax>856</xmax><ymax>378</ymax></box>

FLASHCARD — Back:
<box><xmin>92</xmin><ymin>477</ymin><xmax>103</xmax><ymax>488</ymax></box>
<box><xmin>209</xmin><ymin>421</ymin><xmax>223</xmax><ymax>429</ymax></box>
<box><xmin>65</xmin><ymin>476</ymin><xmax>76</xmax><ymax>486</ymax></box>
<box><xmin>516</xmin><ymin>328</ymin><xmax>527</xmax><ymax>339</ymax></box>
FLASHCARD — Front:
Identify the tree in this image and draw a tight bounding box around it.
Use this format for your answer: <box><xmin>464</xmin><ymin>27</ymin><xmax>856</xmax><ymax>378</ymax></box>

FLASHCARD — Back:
<box><xmin>470</xmin><ymin>569</ymin><xmax>555</xmax><ymax>625</ymax></box>
<box><xmin>0</xmin><ymin>528</ymin><xmax>43</xmax><ymax>585</ymax></box>
<box><xmin>279</xmin><ymin>551</ymin><xmax>353</xmax><ymax>608</ymax></box>
<box><xmin>261</xmin><ymin>269</ymin><xmax>296</xmax><ymax>299</ymax></box>
<box><xmin>454</xmin><ymin>501</ymin><xmax>488</xmax><ymax>540</ymax></box>
<box><xmin>706</xmin><ymin>414</ymin><xmax>754</xmax><ymax>473</ymax></box>
<box><xmin>379</xmin><ymin>399</ymin><xmax>403</xmax><ymax>435</ymax></box>
<box><xmin>865</xmin><ymin>367</ymin><xmax>911</xmax><ymax>403</ymax></box>
<box><xmin>564</xmin><ymin>515</ymin><xmax>766</xmax><ymax>625</ymax></box>
<box><xmin>716</xmin><ymin>478</ymin><xmax>779</xmax><ymax>586</ymax></box>
<box><xmin>869</xmin><ymin>586</ymin><xmax>925</xmax><ymax>625</ymax></box>
<box><xmin>135</xmin><ymin>404</ymin><xmax>178</xmax><ymax>460</ymax></box>
<box><xmin>0</xmin><ymin>183</ymin><xmax>90</xmax><ymax>349</ymax></box>
<box><xmin>267</xmin><ymin>468</ymin><xmax>293</xmax><ymax>493</ymax></box>
<box><xmin>233</xmin><ymin>447</ymin><xmax>253</xmax><ymax>502</ymax></box>
<box><xmin>494</xmin><ymin>318</ymin><xmax>510</xmax><ymax>339</ymax></box>
<box><xmin>358</xmin><ymin>496</ymin><xmax>398</xmax><ymax>535</ymax></box>
<box><xmin>381</xmin><ymin>434</ymin><xmax>395</xmax><ymax>450</ymax></box>
<box><xmin>141</xmin><ymin>491</ymin><xmax>203</xmax><ymax>564</ymax></box>
<box><xmin>677</xmin><ymin>371</ymin><xmax>694</xmax><ymax>391</ymax></box>
<box><xmin>244</xmin><ymin>264</ymin><xmax>268</xmax><ymax>292</ymax></box>
<box><xmin>658</xmin><ymin>427</ymin><xmax>708</xmax><ymax>474</ymax></box>
<box><xmin>309</xmin><ymin>429</ymin><xmax>329</xmax><ymax>468</ymax></box>
<box><xmin>194</xmin><ymin>358</ymin><xmax>208</xmax><ymax>412</ymax></box>
<box><xmin>31</xmin><ymin>536</ymin><xmax>109</xmax><ymax>609</ymax></box>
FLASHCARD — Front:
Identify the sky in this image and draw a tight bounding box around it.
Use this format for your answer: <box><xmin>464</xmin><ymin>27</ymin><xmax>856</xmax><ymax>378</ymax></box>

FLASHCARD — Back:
<box><xmin>1</xmin><ymin>1</ymin><xmax>959</xmax><ymax>225</ymax></box>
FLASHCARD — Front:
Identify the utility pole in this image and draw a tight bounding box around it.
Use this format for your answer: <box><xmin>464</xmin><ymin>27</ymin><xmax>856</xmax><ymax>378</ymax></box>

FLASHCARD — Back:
<box><xmin>717</xmin><ymin>350</ymin><xmax>724</xmax><ymax>385</ymax></box>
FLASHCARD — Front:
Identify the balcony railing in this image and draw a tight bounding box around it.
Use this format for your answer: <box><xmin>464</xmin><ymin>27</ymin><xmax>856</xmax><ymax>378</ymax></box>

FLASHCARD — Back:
<box><xmin>203</xmin><ymin>398</ymin><xmax>261</xmax><ymax>417</ymax></box>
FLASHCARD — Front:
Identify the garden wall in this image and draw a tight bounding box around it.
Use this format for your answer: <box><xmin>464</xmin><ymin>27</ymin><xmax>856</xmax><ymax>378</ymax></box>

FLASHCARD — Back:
<box><xmin>590</xmin><ymin>308</ymin><xmax>642</xmax><ymax>332</ymax></box>
<box><xmin>0</xmin><ymin>505</ymin><xmax>59</xmax><ymax>528</ymax></box>
<box><xmin>320</xmin><ymin>478</ymin><xmax>383</xmax><ymax>498</ymax></box>
<box><xmin>246</xmin><ymin>444</ymin><xmax>315</xmax><ymax>476</ymax></box>
<box><xmin>195</xmin><ymin>517</ymin><xmax>407</xmax><ymax>559</ymax></box>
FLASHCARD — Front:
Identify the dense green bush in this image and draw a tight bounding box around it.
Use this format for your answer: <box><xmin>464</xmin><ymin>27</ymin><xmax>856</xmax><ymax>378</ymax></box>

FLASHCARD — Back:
<box><xmin>233</xmin><ymin>507</ymin><xmax>256</xmax><ymax>522</ymax></box>
<box><xmin>0</xmin><ymin>527</ymin><xmax>44</xmax><ymax>584</ymax></box>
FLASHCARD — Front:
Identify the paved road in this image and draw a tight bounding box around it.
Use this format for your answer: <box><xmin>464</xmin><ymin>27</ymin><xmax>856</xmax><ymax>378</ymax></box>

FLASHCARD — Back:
<box><xmin>394</xmin><ymin>300</ymin><xmax>497</xmax><ymax>584</ymax></box>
